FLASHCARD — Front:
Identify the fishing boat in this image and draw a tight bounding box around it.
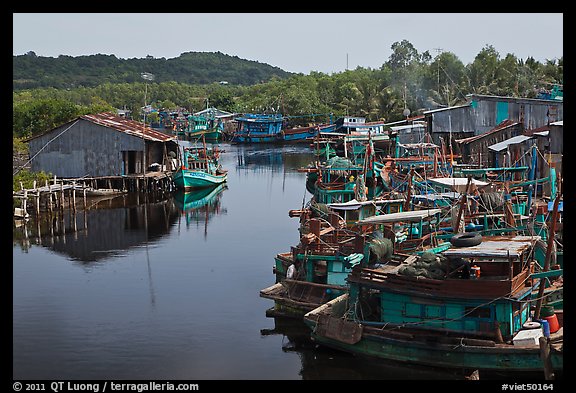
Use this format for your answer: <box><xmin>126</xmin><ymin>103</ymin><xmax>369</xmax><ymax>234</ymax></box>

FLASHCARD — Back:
<box><xmin>260</xmin><ymin>211</ymin><xmax>366</xmax><ymax>319</ymax></box>
<box><xmin>231</xmin><ymin>113</ymin><xmax>285</xmax><ymax>143</ymax></box>
<box><xmin>172</xmin><ymin>138</ymin><xmax>227</xmax><ymax>190</ymax></box>
<box><xmin>262</xmin><ymin>205</ymin><xmax>450</xmax><ymax>320</ymax></box>
<box><xmin>231</xmin><ymin>113</ymin><xmax>332</xmax><ymax>143</ymax></box>
<box><xmin>304</xmin><ymin>234</ymin><xmax>563</xmax><ymax>377</ymax></box>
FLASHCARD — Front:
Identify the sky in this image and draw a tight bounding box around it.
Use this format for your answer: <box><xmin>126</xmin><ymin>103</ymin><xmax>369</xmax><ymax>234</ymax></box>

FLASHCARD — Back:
<box><xmin>13</xmin><ymin>13</ymin><xmax>563</xmax><ymax>75</ymax></box>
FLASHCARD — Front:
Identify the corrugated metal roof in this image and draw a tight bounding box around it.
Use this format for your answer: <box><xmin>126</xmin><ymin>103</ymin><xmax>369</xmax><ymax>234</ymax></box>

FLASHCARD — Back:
<box><xmin>357</xmin><ymin>208</ymin><xmax>442</xmax><ymax>224</ymax></box>
<box><xmin>390</xmin><ymin>122</ymin><xmax>427</xmax><ymax>131</ymax></box>
<box><xmin>328</xmin><ymin>198</ymin><xmax>404</xmax><ymax>211</ymax></box>
<box><xmin>466</xmin><ymin>93</ymin><xmax>563</xmax><ymax>105</ymax></box>
<box><xmin>398</xmin><ymin>142</ymin><xmax>439</xmax><ymax>149</ymax></box>
<box><xmin>81</xmin><ymin>112</ymin><xmax>176</xmax><ymax>142</ymax></box>
<box><xmin>423</xmin><ymin>104</ymin><xmax>470</xmax><ymax>115</ymax></box>
<box><xmin>382</xmin><ymin>116</ymin><xmax>426</xmax><ymax>127</ymax></box>
<box><xmin>455</xmin><ymin>120</ymin><xmax>518</xmax><ymax>144</ymax></box>
<box><xmin>193</xmin><ymin>107</ymin><xmax>235</xmax><ymax>118</ymax></box>
<box><xmin>488</xmin><ymin>135</ymin><xmax>533</xmax><ymax>152</ymax></box>
<box><xmin>412</xmin><ymin>192</ymin><xmax>460</xmax><ymax>201</ymax></box>
<box><xmin>428</xmin><ymin>177</ymin><xmax>489</xmax><ymax>187</ymax></box>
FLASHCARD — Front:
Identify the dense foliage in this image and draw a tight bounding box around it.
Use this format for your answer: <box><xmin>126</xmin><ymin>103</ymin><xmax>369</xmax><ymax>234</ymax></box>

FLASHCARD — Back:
<box><xmin>13</xmin><ymin>51</ymin><xmax>292</xmax><ymax>89</ymax></box>
<box><xmin>13</xmin><ymin>41</ymin><xmax>563</xmax><ymax>139</ymax></box>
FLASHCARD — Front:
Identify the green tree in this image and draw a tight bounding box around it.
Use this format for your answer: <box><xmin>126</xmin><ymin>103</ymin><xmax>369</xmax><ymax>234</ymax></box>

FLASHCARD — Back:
<box><xmin>467</xmin><ymin>44</ymin><xmax>500</xmax><ymax>94</ymax></box>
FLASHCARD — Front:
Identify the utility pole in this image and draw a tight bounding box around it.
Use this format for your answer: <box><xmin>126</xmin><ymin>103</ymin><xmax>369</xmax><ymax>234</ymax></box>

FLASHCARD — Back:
<box><xmin>434</xmin><ymin>48</ymin><xmax>443</xmax><ymax>96</ymax></box>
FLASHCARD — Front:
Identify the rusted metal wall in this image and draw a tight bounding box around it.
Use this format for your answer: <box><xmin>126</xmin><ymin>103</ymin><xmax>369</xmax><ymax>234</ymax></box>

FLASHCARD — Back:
<box><xmin>29</xmin><ymin>119</ymin><xmax>145</xmax><ymax>178</ymax></box>
<box><xmin>469</xmin><ymin>95</ymin><xmax>563</xmax><ymax>134</ymax></box>
<box><xmin>461</xmin><ymin>124</ymin><xmax>523</xmax><ymax>165</ymax></box>
<box><xmin>549</xmin><ymin>124</ymin><xmax>563</xmax><ymax>154</ymax></box>
<box><xmin>426</xmin><ymin>96</ymin><xmax>563</xmax><ymax>138</ymax></box>
<box><xmin>425</xmin><ymin>105</ymin><xmax>475</xmax><ymax>134</ymax></box>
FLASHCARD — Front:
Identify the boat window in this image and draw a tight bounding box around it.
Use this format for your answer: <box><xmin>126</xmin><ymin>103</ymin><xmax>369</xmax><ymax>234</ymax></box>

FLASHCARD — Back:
<box><xmin>464</xmin><ymin>306</ymin><xmax>491</xmax><ymax>319</ymax></box>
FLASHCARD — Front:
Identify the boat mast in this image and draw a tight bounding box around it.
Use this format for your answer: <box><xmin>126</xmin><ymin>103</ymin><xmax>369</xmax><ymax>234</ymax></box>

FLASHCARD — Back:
<box><xmin>201</xmin><ymin>134</ymin><xmax>209</xmax><ymax>172</ymax></box>
<box><xmin>533</xmin><ymin>191</ymin><xmax>561</xmax><ymax>320</ymax></box>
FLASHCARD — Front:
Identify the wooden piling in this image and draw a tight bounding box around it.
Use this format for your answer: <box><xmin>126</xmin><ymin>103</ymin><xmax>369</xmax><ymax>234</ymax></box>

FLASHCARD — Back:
<box><xmin>34</xmin><ymin>180</ymin><xmax>40</xmax><ymax>217</ymax></box>
<box><xmin>539</xmin><ymin>336</ymin><xmax>555</xmax><ymax>380</ymax></box>
<box><xmin>83</xmin><ymin>181</ymin><xmax>87</xmax><ymax>210</ymax></box>
<box><xmin>22</xmin><ymin>189</ymin><xmax>28</xmax><ymax>218</ymax></box>
<box><xmin>59</xmin><ymin>182</ymin><xmax>64</xmax><ymax>211</ymax></box>
<box><xmin>72</xmin><ymin>181</ymin><xmax>77</xmax><ymax>212</ymax></box>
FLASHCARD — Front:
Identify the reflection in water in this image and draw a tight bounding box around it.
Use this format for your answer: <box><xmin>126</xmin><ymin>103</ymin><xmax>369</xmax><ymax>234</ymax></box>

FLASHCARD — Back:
<box><xmin>235</xmin><ymin>144</ymin><xmax>314</xmax><ymax>173</ymax></box>
<box><xmin>261</xmin><ymin>317</ymin><xmax>465</xmax><ymax>380</ymax></box>
<box><xmin>13</xmin><ymin>193</ymin><xmax>178</xmax><ymax>263</ymax></box>
<box><xmin>14</xmin><ymin>144</ymin><xmax>480</xmax><ymax>380</ymax></box>
<box><xmin>173</xmin><ymin>184</ymin><xmax>228</xmax><ymax>239</ymax></box>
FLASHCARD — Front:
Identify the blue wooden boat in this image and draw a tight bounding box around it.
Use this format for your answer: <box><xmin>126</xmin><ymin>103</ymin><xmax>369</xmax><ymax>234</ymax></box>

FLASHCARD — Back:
<box><xmin>231</xmin><ymin>113</ymin><xmax>333</xmax><ymax>143</ymax></box>
<box><xmin>304</xmin><ymin>235</ymin><xmax>563</xmax><ymax>376</ymax></box>
<box><xmin>231</xmin><ymin>113</ymin><xmax>285</xmax><ymax>143</ymax></box>
<box><xmin>172</xmin><ymin>141</ymin><xmax>227</xmax><ymax>190</ymax></box>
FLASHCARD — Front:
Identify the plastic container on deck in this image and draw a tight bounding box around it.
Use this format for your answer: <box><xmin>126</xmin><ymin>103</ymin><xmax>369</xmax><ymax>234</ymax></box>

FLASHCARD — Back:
<box><xmin>545</xmin><ymin>314</ymin><xmax>560</xmax><ymax>333</ymax></box>
<box><xmin>539</xmin><ymin>319</ymin><xmax>550</xmax><ymax>338</ymax></box>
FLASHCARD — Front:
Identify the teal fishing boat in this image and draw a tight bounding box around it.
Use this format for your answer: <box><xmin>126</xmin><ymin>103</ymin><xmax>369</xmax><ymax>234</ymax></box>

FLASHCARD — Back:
<box><xmin>261</xmin><ymin>206</ymin><xmax>448</xmax><ymax>320</ymax></box>
<box><xmin>304</xmin><ymin>235</ymin><xmax>563</xmax><ymax>376</ymax></box>
<box><xmin>172</xmin><ymin>138</ymin><xmax>227</xmax><ymax>190</ymax></box>
<box><xmin>184</xmin><ymin>114</ymin><xmax>224</xmax><ymax>141</ymax></box>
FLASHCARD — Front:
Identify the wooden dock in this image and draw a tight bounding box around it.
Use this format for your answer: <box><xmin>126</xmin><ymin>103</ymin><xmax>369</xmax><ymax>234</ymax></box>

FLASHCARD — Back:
<box><xmin>13</xmin><ymin>171</ymin><xmax>175</xmax><ymax>218</ymax></box>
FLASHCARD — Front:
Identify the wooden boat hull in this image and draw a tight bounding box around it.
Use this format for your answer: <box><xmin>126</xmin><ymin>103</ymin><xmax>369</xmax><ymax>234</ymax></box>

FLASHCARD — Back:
<box><xmin>260</xmin><ymin>281</ymin><xmax>345</xmax><ymax>319</ymax></box>
<box><xmin>172</xmin><ymin>169</ymin><xmax>227</xmax><ymax>190</ymax></box>
<box><xmin>304</xmin><ymin>294</ymin><xmax>563</xmax><ymax>373</ymax></box>
<box><xmin>232</xmin><ymin>127</ymin><xmax>318</xmax><ymax>143</ymax></box>
<box><xmin>187</xmin><ymin>129</ymin><xmax>222</xmax><ymax>141</ymax></box>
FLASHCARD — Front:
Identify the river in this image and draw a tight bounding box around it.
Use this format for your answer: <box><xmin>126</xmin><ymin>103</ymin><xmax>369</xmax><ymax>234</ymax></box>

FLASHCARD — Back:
<box><xmin>13</xmin><ymin>143</ymin><xmax>466</xmax><ymax>380</ymax></box>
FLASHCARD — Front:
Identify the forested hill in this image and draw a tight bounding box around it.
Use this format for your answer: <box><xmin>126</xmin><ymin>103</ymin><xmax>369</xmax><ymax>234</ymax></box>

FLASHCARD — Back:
<box><xmin>13</xmin><ymin>51</ymin><xmax>294</xmax><ymax>89</ymax></box>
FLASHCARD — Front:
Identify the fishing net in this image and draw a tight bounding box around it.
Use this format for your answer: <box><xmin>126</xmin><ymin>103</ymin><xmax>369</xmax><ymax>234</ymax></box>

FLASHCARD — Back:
<box><xmin>398</xmin><ymin>251</ymin><xmax>448</xmax><ymax>279</ymax></box>
<box><xmin>310</xmin><ymin>201</ymin><xmax>331</xmax><ymax>219</ymax></box>
<box><xmin>369</xmin><ymin>238</ymin><xmax>394</xmax><ymax>262</ymax></box>
<box><xmin>479</xmin><ymin>192</ymin><xmax>505</xmax><ymax>210</ymax></box>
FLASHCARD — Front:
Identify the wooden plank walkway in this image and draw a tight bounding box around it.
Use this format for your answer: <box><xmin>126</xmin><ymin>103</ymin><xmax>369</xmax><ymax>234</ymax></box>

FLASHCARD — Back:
<box><xmin>13</xmin><ymin>172</ymin><xmax>175</xmax><ymax>218</ymax></box>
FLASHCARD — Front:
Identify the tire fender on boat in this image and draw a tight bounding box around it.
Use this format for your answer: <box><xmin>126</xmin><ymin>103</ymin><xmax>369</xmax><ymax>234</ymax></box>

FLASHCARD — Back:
<box><xmin>450</xmin><ymin>232</ymin><xmax>482</xmax><ymax>247</ymax></box>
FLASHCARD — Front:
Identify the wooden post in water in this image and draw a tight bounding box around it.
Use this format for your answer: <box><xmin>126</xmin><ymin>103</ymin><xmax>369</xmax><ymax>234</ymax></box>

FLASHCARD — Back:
<box><xmin>72</xmin><ymin>181</ymin><xmax>77</xmax><ymax>212</ymax></box>
<box><xmin>539</xmin><ymin>336</ymin><xmax>555</xmax><ymax>380</ymax></box>
<box><xmin>60</xmin><ymin>182</ymin><xmax>64</xmax><ymax>211</ymax></box>
<box><xmin>83</xmin><ymin>181</ymin><xmax>87</xmax><ymax>210</ymax></box>
<box><xmin>33</xmin><ymin>180</ymin><xmax>40</xmax><ymax>217</ymax></box>
<box><xmin>47</xmin><ymin>179</ymin><xmax>53</xmax><ymax>215</ymax></box>
<box><xmin>22</xmin><ymin>189</ymin><xmax>28</xmax><ymax>218</ymax></box>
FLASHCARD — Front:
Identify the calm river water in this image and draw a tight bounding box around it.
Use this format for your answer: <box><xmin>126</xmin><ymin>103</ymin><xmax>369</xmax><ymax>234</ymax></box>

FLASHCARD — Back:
<box><xmin>13</xmin><ymin>143</ymin><xmax>468</xmax><ymax>380</ymax></box>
